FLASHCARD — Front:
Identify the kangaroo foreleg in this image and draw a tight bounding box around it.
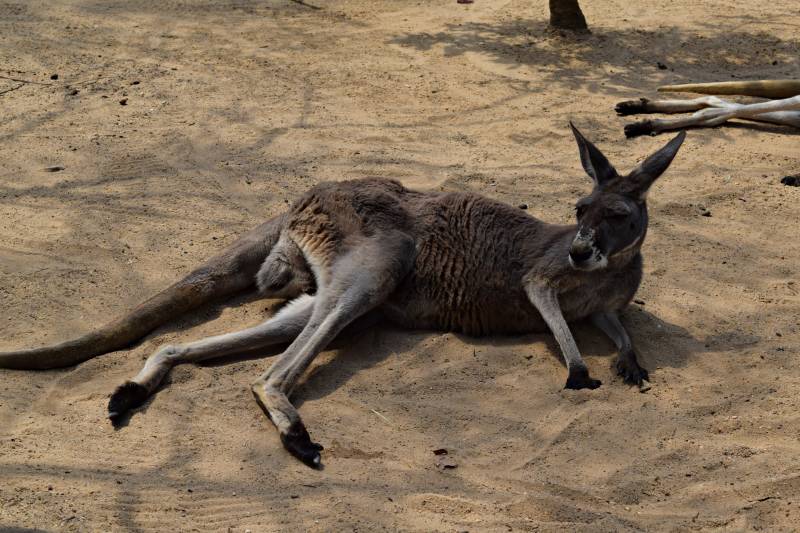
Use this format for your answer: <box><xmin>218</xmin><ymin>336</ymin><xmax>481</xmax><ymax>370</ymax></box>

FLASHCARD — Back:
<box><xmin>0</xmin><ymin>214</ymin><xmax>287</xmax><ymax>370</ymax></box>
<box><xmin>526</xmin><ymin>285</ymin><xmax>601</xmax><ymax>390</ymax></box>
<box><xmin>107</xmin><ymin>294</ymin><xmax>314</xmax><ymax>424</ymax></box>
<box><xmin>591</xmin><ymin>311</ymin><xmax>648</xmax><ymax>386</ymax></box>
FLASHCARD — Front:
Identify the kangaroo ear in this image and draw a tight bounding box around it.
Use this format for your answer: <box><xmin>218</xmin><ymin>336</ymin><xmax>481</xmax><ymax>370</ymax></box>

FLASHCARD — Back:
<box><xmin>570</xmin><ymin>122</ymin><xmax>618</xmax><ymax>187</ymax></box>
<box><xmin>626</xmin><ymin>131</ymin><xmax>686</xmax><ymax>198</ymax></box>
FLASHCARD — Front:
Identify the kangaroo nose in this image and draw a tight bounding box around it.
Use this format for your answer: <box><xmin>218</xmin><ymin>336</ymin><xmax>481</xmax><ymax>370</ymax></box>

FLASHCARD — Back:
<box><xmin>569</xmin><ymin>247</ymin><xmax>593</xmax><ymax>263</ymax></box>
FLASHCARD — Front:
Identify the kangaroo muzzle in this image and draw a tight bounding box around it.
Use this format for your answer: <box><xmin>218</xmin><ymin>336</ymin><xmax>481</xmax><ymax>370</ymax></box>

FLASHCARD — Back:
<box><xmin>568</xmin><ymin>229</ymin><xmax>606</xmax><ymax>270</ymax></box>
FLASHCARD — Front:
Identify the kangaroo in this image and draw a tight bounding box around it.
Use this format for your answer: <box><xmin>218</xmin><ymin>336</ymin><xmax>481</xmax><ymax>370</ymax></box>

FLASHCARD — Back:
<box><xmin>0</xmin><ymin>125</ymin><xmax>685</xmax><ymax>467</ymax></box>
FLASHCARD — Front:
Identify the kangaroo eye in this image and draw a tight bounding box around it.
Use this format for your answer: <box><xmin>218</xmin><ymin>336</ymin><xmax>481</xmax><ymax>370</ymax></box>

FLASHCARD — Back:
<box><xmin>606</xmin><ymin>205</ymin><xmax>632</xmax><ymax>219</ymax></box>
<box><xmin>575</xmin><ymin>205</ymin><xmax>587</xmax><ymax>218</ymax></box>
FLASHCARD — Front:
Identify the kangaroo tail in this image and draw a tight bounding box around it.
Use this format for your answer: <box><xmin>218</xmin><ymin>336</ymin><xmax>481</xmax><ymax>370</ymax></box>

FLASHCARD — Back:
<box><xmin>0</xmin><ymin>214</ymin><xmax>286</xmax><ymax>370</ymax></box>
<box><xmin>658</xmin><ymin>80</ymin><xmax>800</xmax><ymax>99</ymax></box>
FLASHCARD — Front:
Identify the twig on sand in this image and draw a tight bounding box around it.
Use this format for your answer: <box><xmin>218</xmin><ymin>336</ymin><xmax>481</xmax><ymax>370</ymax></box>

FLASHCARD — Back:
<box><xmin>0</xmin><ymin>73</ymin><xmax>53</xmax><ymax>96</ymax></box>
<box><xmin>370</xmin><ymin>409</ymin><xmax>392</xmax><ymax>425</ymax></box>
<box><xmin>0</xmin><ymin>75</ymin><xmax>52</xmax><ymax>86</ymax></box>
<box><xmin>0</xmin><ymin>83</ymin><xmax>24</xmax><ymax>96</ymax></box>
<box><xmin>289</xmin><ymin>0</ymin><xmax>322</xmax><ymax>9</ymax></box>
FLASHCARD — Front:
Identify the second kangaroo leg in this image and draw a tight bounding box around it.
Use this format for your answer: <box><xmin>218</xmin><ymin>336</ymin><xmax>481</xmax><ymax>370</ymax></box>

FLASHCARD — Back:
<box><xmin>591</xmin><ymin>311</ymin><xmax>648</xmax><ymax>386</ymax></box>
<box><xmin>251</xmin><ymin>232</ymin><xmax>415</xmax><ymax>467</ymax></box>
<box><xmin>621</xmin><ymin>95</ymin><xmax>800</xmax><ymax>137</ymax></box>
<box><xmin>107</xmin><ymin>295</ymin><xmax>315</xmax><ymax>423</ymax></box>
<box><xmin>615</xmin><ymin>95</ymin><xmax>730</xmax><ymax>116</ymax></box>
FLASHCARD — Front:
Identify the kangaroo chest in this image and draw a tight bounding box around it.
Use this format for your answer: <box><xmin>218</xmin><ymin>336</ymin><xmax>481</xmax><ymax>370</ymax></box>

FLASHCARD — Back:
<box><xmin>382</xmin><ymin>240</ymin><xmax>643</xmax><ymax>336</ymax></box>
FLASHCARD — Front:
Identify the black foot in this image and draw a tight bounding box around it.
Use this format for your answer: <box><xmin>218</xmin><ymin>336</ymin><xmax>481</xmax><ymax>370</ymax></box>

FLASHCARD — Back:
<box><xmin>615</xmin><ymin>353</ymin><xmax>649</xmax><ymax>386</ymax></box>
<box><xmin>781</xmin><ymin>174</ymin><xmax>800</xmax><ymax>187</ymax></box>
<box><xmin>615</xmin><ymin>98</ymin><xmax>650</xmax><ymax>116</ymax></box>
<box><xmin>108</xmin><ymin>381</ymin><xmax>149</xmax><ymax>425</ymax></box>
<box><xmin>280</xmin><ymin>421</ymin><xmax>324</xmax><ymax>469</ymax></box>
<box><xmin>564</xmin><ymin>366</ymin><xmax>602</xmax><ymax>390</ymax></box>
<box><xmin>624</xmin><ymin>120</ymin><xmax>655</xmax><ymax>138</ymax></box>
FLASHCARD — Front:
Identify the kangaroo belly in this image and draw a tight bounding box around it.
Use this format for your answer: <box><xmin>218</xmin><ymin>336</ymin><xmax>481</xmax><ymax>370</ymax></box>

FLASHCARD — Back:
<box><xmin>381</xmin><ymin>192</ymin><xmax>552</xmax><ymax>335</ymax></box>
<box><xmin>381</xmin><ymin>288</ymin><xmax>546</xmax><ymax>335</ymax></box>
<box><xmin>382</xmin><ymin>240</ymin><xmax>546</xmax><ymax>335</ymax></box>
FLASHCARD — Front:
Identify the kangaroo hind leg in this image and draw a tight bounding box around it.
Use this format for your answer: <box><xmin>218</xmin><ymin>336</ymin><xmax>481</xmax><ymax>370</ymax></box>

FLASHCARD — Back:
<box><xmin>251</xmin><ymin>231</ymin><xmax>415</xmax><ymax>468</ymax></box>
<box><xmin>107</xmin><ymin>294</ymin><xmax>315</xmax><ymax>424</ymax></box>
<box><xmin>615</xmin><ymin>96</ymin><xmax>728</xmax><ymax>116</ymax></box>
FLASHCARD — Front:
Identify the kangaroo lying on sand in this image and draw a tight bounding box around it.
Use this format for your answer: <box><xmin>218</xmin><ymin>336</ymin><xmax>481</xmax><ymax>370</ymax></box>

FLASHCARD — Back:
<box><xmin>0</xmin><ymin>125</ymin><xmax>685</xmax><ymax>467</ymax></box>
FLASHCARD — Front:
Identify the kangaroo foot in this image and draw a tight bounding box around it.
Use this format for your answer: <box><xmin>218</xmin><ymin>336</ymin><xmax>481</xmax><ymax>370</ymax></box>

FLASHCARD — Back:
<box><xmin>564</xmin><ymin>366</ymin><xmax>602</xmax><ymax>390</ymax></box>
<box><xmin>615</xmin><ymin>352</ymin><xmax>649</xmax><ymax>386</ymax></box>
<box><xmin>624</xmin><ymin>120</ymin><xmax>655</xmax><ymax>138</ymax></box>
<box><xmin>108</xmin><ymin>381</ymin><xmax>149</xmax><ymax>425</ymax></box>
<box><xmin>615</xmin><ymin>98</ymin><xmax>651</xmax><ymax>116</ymax></box>
<box><xmin>280</xmin><ymin>420</ymin><xmax>324</xmax><ymax>469</ymax></box>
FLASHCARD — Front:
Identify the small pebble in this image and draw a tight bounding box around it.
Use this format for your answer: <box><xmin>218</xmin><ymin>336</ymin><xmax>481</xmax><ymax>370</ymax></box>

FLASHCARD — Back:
<box><xmin>657</xmin><ymin>62</ymin><xmax>668</xmax><ymax>70</ymax></box>
<box><xmin>435</xmin><ymin>455</ymin><xmax>458</xmax><ymax>469</ymax></box>
<box><xmin>45</xmin><ymin>165</ymin><xmax>64</xmax><ymax>172</ymax></box>
<box><xmin>518</xmin><ymin>203</ymin><xmax>528</xmax><ymax>210</ymax></box>
<box><xmin>50</xmin><ymin>74</ymin><xmax>59</xmax><ymax>80</ymax></box>
<box><xmin>119</xmin><ymin>98</ymin><xmax>128</xmax><ymax>105</ymax></box>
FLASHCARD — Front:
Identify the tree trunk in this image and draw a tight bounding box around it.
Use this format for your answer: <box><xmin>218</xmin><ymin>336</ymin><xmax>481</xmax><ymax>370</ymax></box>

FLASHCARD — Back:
<box><xmin>549</xmin><ymin>0</ymin><xmax>588</xmax><ymax>31</ymax></box>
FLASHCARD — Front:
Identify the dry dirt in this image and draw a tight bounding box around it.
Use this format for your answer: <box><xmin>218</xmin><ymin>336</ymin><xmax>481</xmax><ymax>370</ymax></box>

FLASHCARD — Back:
<box><xmin>1</xmin><ymin>0</ymin><xmax>799</xmax><ymax>531</ymax></box>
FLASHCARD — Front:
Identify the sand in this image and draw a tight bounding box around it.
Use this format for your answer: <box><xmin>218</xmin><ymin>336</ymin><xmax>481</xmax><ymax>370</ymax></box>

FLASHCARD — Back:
<box><xmin>1</xmin><ymin>0</ymin><xmax>799</xmax><ymax>531</ymax></box>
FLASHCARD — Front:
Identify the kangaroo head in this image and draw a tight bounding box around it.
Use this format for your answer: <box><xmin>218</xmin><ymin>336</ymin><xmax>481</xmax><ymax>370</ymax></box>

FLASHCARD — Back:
<box><xmin>567</xmin><ymin>123</ymin><xmax>685</xmax><ymax>271</ymax></box>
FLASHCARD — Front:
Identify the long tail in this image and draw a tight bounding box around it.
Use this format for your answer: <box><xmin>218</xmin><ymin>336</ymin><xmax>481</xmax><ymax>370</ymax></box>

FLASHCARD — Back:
<box><xmin>658</xmin><ymin>80</ymin><xmax>800</xmax><ymax>99</ymax></box>
<box><xmin>0</xmin><ymin>214</ymin><xmax>286</xmax><ymax>370</ymax></box>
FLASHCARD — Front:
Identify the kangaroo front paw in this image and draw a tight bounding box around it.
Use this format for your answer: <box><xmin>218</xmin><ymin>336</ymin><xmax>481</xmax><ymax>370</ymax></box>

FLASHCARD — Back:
<box><xmin>108</xmin><ymin>381</ymin><xmax>149</xmax><ymax>425</ymax></box>
<box><xmin>615</xmin><ymin>353</ymin><xmax>649</xmax><ymax>386</ymax></box>
<box><xmin>564</xmin><ymin>367</ymin><xmax>602</xmax><ymax>390</ymax></box>
<box><xmin>280</xmin><ymin>421</ymin><xmax>324</xmax><ymax>469</ymax></box>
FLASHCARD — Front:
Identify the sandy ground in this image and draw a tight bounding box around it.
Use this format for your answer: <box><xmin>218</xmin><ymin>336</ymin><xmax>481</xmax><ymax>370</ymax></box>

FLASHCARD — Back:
<box><xmin>1</xmin><ymin>0</ymin><xmax>799</xmax><ymax>531</ymax></box>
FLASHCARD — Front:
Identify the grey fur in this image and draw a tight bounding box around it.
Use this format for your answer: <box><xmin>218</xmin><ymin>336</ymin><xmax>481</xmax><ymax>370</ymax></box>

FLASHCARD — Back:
<box><xmin>0</xmin><ymin>126</ymin><xmax>686</xmax><ymax>467</ymax></box>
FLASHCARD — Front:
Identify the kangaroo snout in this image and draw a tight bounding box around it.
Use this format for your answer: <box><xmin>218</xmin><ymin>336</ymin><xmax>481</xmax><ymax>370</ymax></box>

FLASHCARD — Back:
<box><xmin>568</xmin><ymin>244</ymin><xmax>593</xmax><ymax>264</ymax></box>
<box><xmin>568</xmin><ymin>229</ymin><xmax>606</xmax><ymax>270</ymax></box>
<box><xmin>569</xmin><ymin>229</ymin><xmax>594</xmax><ymax>261</ymax></box>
